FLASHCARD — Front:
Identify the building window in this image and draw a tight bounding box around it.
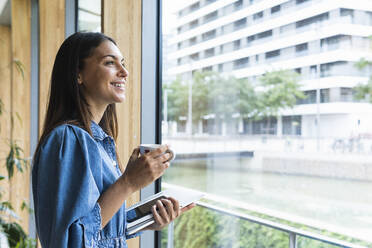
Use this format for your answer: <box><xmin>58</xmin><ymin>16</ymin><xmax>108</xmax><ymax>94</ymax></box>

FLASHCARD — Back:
<box><xmin>189</xmin><ymin>37</ymin><xmax>197</xmax><ymax>46</ymax></box>
<box><xmin>202</xmin><ymin>29</ymin><xmax>216</xmax><ymax>41</ymax></box>
<box><xmin>282</xmin><ymin>116</ymin><xmax>301</xmax><ymax>135</ymax></box>
<box><xmin>204</xmin><ymin>48</ymin><xmax>215</xmax><ymax>58</ymax></box>
<box><xmin>257</xmin><ymin>30</ymin><xmax>272</xmax><ymax>39</ymax></box>
<box><xmin>218</xmin><ymin>63</ymin><xmax>224</xmax><ymax>72</ymax></box>
<box><xmin>253</xmin><ymin>11</ymin><xmax>263</xmax><ymax>20</ymax></box>
<box><xmin>297</xmin><ymin>90</ymin><xmax>316</xmax><ymax>104</ymax></box>
<box><xmin>77</xmin><ymin>0</ymin><xmax>101</xmax><ymax>32</ymax></box>
<box><xmin>295</xmin><ymin>68</ymin><xmax>302</xmax><ymax>74</ymax></box>
<box><xmin>296</xmin><ymin>13</ymin><xmax>329</xmax><ymax>28</ymax></box>
<box><xmin>204</xmin><ymin>10</ymin><xmax>218</xmax><ymax>23</ymax></box>
<box><xmin>296</xmin><ymin>0</ymin><xmax>310</xmax><ymax>4</ymax></box>
<box><xmin>234</xmin><ymin>0</ymin><xmax>243</xmax><ymax>10</ymax></box>
<box><xmin>202</xmin><ymin>66</ymin><xmax>213</xmax><ymax>72</ymax></box>
<box><xmin>340</xmin><ymin>87</ymin><xmax>353</xmax><ymax>102</ymax></box>
<box><xmin>271</xmin><ymin>5</ymin><xmax>281</xmax><ymax>14</ymax></box>
<box><xmin>190</xmin><ymin>2</ymin><xmax>200</xmax><ymax>12</ymax></box>
<box><xmin>234</xmin><ymin>40</ymin><xmax>241</xmax><ymax>50</ymax></box>
<box><xmin>340</xmin><ymin>8</ymin><xmax>354</xmax><ymax>17</ymax></box>
<box><xmin>234</xmin><ymin>18</ymin><xmax>247</xmax><ymax>30</ymax></box>
<box><xmin>296</xmin><ymin>43</ymin><xmax>308</xmax><ymax>53</ymax></box>
<box><xmin>190</xmin><ymin>53</ymin><xmax>199</xmax><ymax>61</ymax></box>
<box><xmin>265</xmin><ymin>49</ymin><xmax>280</xmax><ymax>59</ymax></box>
<box><xmin>189</xmin><ymin>19</ymin><xmax>199</xmax><ymax>29</ymax></box>
<box><xmin>320</xmin><ymin>88</ymin><xmax>330</xmax><ymax>103</ymax></box>
<box><xmin>233</xmin><ymin>57</ymin><xmax>249</xmax><ymax>69</ymax></box>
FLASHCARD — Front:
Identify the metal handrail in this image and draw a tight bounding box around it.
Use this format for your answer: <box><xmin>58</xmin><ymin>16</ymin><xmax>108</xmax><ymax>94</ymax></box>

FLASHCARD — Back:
<box><xmin>167</xmin><ymin>201</ymin><xmax>367</xmax><ymax>248</ymax></box>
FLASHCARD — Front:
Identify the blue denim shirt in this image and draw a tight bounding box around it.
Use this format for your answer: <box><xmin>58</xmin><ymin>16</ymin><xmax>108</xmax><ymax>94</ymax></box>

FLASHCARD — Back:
<box><xmin>32</xmin><ymin>122</ymin><xmax>140</xmax><ymax>248</ymax></box>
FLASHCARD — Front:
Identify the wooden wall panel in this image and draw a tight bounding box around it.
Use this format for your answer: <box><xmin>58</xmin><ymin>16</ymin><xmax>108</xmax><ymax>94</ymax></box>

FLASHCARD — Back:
<box><xmin>0</xmin><ymin>25</ymin><xmax>11</xmax><ymax>212</ymax></box>
<box><xmin>103</xmin><ymin>0</ymin><xmax>142</xmax><ymax>247</ymax></box>
<box><xmin>10</xmin><ymin>0</ymin><xmax>31</xmax><ymax>231</ymax></box>
<box><xmin>39</xmin><ymin>0</ymin><xmax>65</xmax><ymax>133</ymax></box>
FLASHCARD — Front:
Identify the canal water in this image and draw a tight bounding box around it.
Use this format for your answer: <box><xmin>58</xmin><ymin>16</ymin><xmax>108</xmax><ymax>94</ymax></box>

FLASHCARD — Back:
<box><xmin>162</xmin><ymin>156</ymin><xmax>372</xmax><ymax>243</ymax></box>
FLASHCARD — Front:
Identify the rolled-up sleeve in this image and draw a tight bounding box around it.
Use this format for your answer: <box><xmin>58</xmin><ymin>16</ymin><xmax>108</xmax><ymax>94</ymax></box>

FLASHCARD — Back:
<box><xmin>32</xmin><ymin>125</ymin><xmax>103</xmax><ymax>248</ymax></box>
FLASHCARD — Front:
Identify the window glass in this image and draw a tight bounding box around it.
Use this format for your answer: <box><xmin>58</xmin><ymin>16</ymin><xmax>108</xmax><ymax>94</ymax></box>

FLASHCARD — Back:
<box><xmin>77</xmin><ymin>0</ymin><xmax>101</xmax><ymax>32</ymax></box>
<box><xmin>161</xmin><ymin>0</ymin><xmax>372</xmax><ymax>247</ymax></box>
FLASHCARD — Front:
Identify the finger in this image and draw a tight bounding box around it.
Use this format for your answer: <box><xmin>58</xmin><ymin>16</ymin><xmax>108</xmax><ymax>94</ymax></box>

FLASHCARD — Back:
<box><xmin>156</xmin><ymin>200</ymin><xmax>170</xmax><ymax>223</ymax></box>
<box><xmin>158</xmin><ymin>153</ymin><xmax>171</xmax><ymax>163</ymax></box>
<box><xmin>148</xmin><ymin>145</ymin><xmax>169</xmax><ymax>158</ymax></box>
<box><xmin>161</xmin><ymin>199</ymin><xmax>176</xmax><ymax>220</ymax></box>
<box><xmin>152</xmin><ymin>204</ymin><xmax>163</xmax><ymax>226</ymax></box>
<box><xmin>168</xmin><ymin>197</ymin><xmax>180</xmax><ymax>217</ymax></box>
<box><xmin>181</xmin><ymin>203</ymin><xmax>196</xmax><ymax>214</ymax></box>
<box><xmin>163</xmin><ymin>162</ymin><xmax>170</xmax><ymax>169</ymax></box>
<box><xmin>130</xmin><ymin>148</ymin><xmax>140</xmax><ymax>162</ymax></box>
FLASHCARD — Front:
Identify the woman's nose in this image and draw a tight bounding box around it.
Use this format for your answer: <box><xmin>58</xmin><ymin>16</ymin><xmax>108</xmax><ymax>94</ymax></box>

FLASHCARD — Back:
<box><xmin>119</xmin><ymin>64</ymin><xmax>128</xmax><ymax>78</ymax></box>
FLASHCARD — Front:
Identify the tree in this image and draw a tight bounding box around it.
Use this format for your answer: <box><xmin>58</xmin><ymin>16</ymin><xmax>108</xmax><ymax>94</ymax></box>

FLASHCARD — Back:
<box><xmin>256</xmin><ymin>70</ymin><xmax>305</xmax><ymax>134</ymax></box>
<box><xmin>164</xmin><ymin>69</ymin><xmax>304</xmax><ymax>135</ymax></box>
<box><xmin>353</xmin><ymin>58</ymin><xmax>372</xmax><ymax>103</ymax></box>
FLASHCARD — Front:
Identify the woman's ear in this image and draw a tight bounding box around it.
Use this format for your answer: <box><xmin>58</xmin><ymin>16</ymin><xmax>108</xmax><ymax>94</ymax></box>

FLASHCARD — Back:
<box><xmin>77</xmin><ymin>73</ymin><xmax>83</xmax><ymax>85</ymax></box>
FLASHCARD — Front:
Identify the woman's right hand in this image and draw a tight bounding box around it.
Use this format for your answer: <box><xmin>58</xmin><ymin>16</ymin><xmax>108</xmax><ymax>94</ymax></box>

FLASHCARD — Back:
<box><xmin>121</xmin><ymin>145</ymin><xmax>171</xmax><ymax>192</ymax></box>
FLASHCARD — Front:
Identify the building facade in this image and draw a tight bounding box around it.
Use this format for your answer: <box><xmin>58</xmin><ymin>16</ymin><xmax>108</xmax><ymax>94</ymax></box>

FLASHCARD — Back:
<box><xmin>165</xmin><ymin>0</ymin><xmax>372</xmax><ymax>138</ymax></box>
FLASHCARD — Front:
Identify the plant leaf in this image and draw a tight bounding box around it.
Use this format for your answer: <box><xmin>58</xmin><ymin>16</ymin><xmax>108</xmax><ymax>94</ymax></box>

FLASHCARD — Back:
<box><xmin>13</xmin><ymin>59</ymin><xmax>25</xmax><ymax>81</ymax></box>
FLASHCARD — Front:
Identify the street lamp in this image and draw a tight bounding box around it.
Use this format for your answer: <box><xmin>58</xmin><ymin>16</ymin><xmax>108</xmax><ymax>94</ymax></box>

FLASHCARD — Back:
<box><xmin>186</xmin><ymin>58</ymin><xmax>194</xmax><ymax>136</ymax></box>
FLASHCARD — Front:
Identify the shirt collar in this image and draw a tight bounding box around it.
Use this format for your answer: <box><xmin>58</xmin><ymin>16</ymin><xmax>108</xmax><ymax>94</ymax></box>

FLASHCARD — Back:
<box><xmin>90</xmin><ymin>121</ymin><xmax>110</xmax><ymax>141</ymax></box>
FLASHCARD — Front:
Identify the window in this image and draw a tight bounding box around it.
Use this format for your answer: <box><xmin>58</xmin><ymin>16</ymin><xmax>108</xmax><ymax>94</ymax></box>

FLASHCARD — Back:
<box><xmin>190</xmin><ymin>53</ymin><xmax>199</xmax><ymax>61</ymax></box>
<box><xmin>320</xmin><ymin>88</ymin><xmax>330</xmax><ymax>103</ymax></box>
<box><xmin>234</xmin><ymin>0</ymin><xmax>243</xmax><ymax>10</ymax></box>
<box><xmin>257</xmin><ymin>30</ymin><xmax>272</xmax><ymax>39</ymax></box>
<box><xmin>282</xmin><ymin>116</ymin><xmax>301</xmax><ymax>135</ymax></box>
<box><xmin>218</xmin><ymin>63</ymin><xmax>224</xmax><ymax>72</ymax></box>
<box><xmin>295</xmin><ymin>43</ymin><xmax>308</xmax><ymax>53</ymax></box>
<box><xmin>265</xmin><ymin>49</ymin><xmax>280</xmax><ymax>59</ymax></box>
<box><xmin>234</xmin><ymin>18</ymin><xmax>247</xmax><ymax>30</ymax></box>
<box><xmin>161</xmin><ymin>0</ymin><xmax>372</xmax><ymax>247</ymax></box>
<box><xmin>233</xmin><ymin>40</ymin><xmax>241</xmax><ymax>50</ymax></box>
<box><xmin>296</xmin><ymin>0</ymin><xmax>310</xmax><ymax>4</ymax></box>
<box><xmin>340</xmin><ymin>8</ymin><xmax>354</xmax><ymax>17</ymax></box>
<box><xmin>271</xmin><ymin>5</ymin><xmax>281</xmax><ymax>14</ymax></box>
<box><xmin>253</xmin><ymin>11</ymin><xmax>263</xmax><ymax>20</ymax></box>
<box><xmin>77</xmin><ymin>0</ymin><xmax>101</xmax><ymax>32</ymax></box>
<box><xmin>204</xmin><ymin>48</ymin><xmax>215</xmax><ymax>58</ymax></box>
<box><xmin>233</xmin><ymin>57</ymin><xmax>249</xmax><ymax>69</ymax></box>
<box><xmin>202</xmin><ymin>29</ymin><xmax>216</xmax><ymax>41</ymax></box>
<box><xmin>189</xmin><ymin>19</ymin><xmax>199</xmax><ymax>29</ymax></box>
<box><xmin>202</xmin><ymin>66</ymin><xmax>213</xmax><ymax>72</ymax></box>
<box><xmin>340</xmin><ymin>87</ymin><xmax>353</xmax><ymax>102</ymax></box>
<box><xmin>190</xmin><ymin>2</ymin><xmax>200</xmax><ymax>12</ymax></box>
<box><xmin>203</xmin><ymin>10</ymin><xmax>218</xmax><ymax>23</ymax></box>
<box><xmin>296</xmin><ymin>13</ymin><xmax>329</xmax><ymax>28</ymax></box>
<box><xmin>189</xmin><ymin>37</ymin><xmax>197</xmax><ymax>46</ymax></box>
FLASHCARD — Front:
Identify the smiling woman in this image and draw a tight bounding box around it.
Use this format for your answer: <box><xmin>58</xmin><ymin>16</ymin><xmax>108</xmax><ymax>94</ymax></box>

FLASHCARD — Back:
<box><xmin>31</xmin><ymin>32</ymin><xmax>194</xmax><ymax>248</ymax></box>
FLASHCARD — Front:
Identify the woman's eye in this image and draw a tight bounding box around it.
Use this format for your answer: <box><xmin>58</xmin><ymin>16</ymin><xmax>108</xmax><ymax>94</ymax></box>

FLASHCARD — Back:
<box><xmin>105</xmin><ymin>61</ymin><xmax>115</xmax><ymax>65</ymax></box>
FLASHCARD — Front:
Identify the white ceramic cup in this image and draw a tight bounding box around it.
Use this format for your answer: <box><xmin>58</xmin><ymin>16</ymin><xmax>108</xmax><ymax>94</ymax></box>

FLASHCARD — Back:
<box><xmin>139</xmin><ymin>144</ymin><xmax>176</xmax><ymax>161</ymax></box>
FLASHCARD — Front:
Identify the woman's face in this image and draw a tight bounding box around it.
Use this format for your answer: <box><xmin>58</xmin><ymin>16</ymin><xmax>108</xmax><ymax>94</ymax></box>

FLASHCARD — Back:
<box><xmin>78</xmin><ymin>40</ymin><xmax>128</xmax><ymax>108</ymax></box>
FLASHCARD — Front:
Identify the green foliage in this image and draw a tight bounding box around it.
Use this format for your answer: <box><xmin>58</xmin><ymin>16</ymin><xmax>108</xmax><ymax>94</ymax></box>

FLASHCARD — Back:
<box><xmin>353</xmin><ymin>36</ymin><xmax>372</xmax><ymax>103</ymax></box>
<box><xmin>256</xmin><ymin>70</ymin><xmax>305</xmax><ymax>119</ymax></box>
<box><xmin>5</xmin><ymin>141</ymin><xmax>28</xmax><ymax>179</ymax></box>
<box><xmin>0</xmin><ymin>56</ymin><xmax>34</xmax><ymax>247</ymax></box>
<box><xmin>162</xmin><ymin>206</ymin><xmax>370</xmax><ymax>248</ymax></box>
<box><xmin>164</xmin><ymin>70</ymin><xmax>304</xmax><ymax>130</ymax></box>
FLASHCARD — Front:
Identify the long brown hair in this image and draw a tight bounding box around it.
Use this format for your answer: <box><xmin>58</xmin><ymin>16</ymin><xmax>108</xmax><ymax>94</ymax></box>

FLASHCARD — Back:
<box><xmin>36</xmin><ymin>32</ymin><xmax>123</xmax><ymax>171</ymax></box>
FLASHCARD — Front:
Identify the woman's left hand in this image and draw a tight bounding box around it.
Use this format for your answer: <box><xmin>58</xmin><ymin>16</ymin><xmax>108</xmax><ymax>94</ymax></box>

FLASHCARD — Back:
<box><xmin>145</xmin><ymin>197</ymin><xmax>196</xmax><ymax>231</ymax></box>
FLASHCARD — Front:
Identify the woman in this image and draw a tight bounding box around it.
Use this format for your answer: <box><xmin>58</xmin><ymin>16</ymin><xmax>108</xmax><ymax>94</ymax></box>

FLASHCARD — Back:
<box><xmin>32</xmin><ymin>32</ymin><xmax>194</xmax><ymax>247</ymax></box>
